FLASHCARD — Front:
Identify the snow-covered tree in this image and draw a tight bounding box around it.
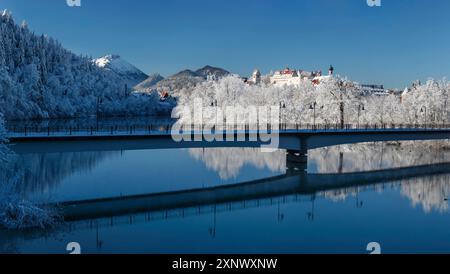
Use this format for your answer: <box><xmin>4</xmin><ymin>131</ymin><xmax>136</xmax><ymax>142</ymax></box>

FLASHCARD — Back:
<box><xmin>176</xmin><ymin>73</ymin><xmax>450</xmax><ymax>128</ymax></box>
<box><xmin>0</xmin><ymin>11</ymin><xmax>166</xmax><ymax>120</ymax></box>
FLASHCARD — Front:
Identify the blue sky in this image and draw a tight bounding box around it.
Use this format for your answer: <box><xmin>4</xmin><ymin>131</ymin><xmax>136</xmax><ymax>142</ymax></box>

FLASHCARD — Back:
<box><xmin>2</xmin><ymin>0</ymin><xmax>450</xmax><ymax>88</ymax></box>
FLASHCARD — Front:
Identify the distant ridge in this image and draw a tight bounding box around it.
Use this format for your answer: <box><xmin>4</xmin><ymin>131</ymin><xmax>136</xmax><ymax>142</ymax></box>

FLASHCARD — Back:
<box><xmin>195</xmin><ymin>65</ymin><xmax>230</xmax><ymax>79</ymax></box>
<box><xmin>172</xmin><ymin>69</ymin><xmax>199</xmax><ymax>78</ymax></box>
<box><xmin>134</xmin><ymin>73</ymin><xmax>165</xmax><ymax>90</ymax></box>
<box><xmin>135</xmin><ymin>65</ymin><xmax>230</xmax><ymax>92</ymax></box>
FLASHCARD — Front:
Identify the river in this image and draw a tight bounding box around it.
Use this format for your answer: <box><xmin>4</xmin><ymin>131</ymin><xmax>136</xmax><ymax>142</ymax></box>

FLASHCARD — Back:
<box><xmin>1</xmin><ymin>133</ymin><xmax>450</xmax><ymax>254</ymax></box>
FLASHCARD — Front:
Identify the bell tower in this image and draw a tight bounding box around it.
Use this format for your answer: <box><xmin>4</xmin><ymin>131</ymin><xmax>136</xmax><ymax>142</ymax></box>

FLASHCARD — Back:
<box><xmin>252</xmin><ymin>69</ymin><xmax>261</xmax><ymax>84</ymax></box>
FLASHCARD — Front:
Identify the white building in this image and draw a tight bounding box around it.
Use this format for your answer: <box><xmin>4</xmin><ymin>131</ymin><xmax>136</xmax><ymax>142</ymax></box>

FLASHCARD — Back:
<box><xmin>270</xmin><ymin>67</ymin><xmax>333</xmax><ymax>87</ymax></box>
<box><xmin>270</xmin><ymin>68</ymin><xmax>303</xmax><ymax>87</ymax></box>
<box><xmin>359</xmin><ymin>84</ymin><xmax>391</xmax><ymax>96</ymax></box>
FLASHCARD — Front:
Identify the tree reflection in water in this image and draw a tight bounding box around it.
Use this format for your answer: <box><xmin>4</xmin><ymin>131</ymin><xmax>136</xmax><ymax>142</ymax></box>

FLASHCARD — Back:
<box><xmin>2</xmin><ymin>140</ymin><xmax>450</xmax><ymax>216</ymax></box>
<box><xmin>1</xmin><ymin>140</ymin><xmax>450</xmax><ymax>253</ymax></box>
<box><xmin>188</xmin><ymin>141</ymin><xmax>450</xmax><ymax>213</ymax></box>
<box><xmin>188</xmin><ymin>148</ymin><xmax>286</xmax><ymax>180</ymax></box>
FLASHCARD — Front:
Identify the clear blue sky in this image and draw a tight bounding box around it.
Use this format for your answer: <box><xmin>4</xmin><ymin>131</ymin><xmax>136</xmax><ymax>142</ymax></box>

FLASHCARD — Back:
<box><xmin>2</xmin><ymin>0</ymin><xmax>450</xmax><ymax>88</ymax></box>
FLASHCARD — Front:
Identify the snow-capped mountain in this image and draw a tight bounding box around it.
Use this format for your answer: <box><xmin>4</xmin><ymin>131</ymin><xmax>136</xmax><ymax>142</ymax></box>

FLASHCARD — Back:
<box><xmin>93</xmin><ymin>55</ymin><xmax>148</xmax><ymax>87</ymax></box>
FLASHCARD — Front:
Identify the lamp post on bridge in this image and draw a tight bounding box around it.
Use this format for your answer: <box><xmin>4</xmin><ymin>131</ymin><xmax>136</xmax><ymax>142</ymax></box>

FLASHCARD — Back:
<box><xmin>279</xmin><ymin>101</ymin><xmax>286</xmax><ymax>129</ymax></box>
<box><xmin>421</xmin><ymin>106</ymin><xmax>427</xmax><ymax>128</ymax></box>
<box><xmin>357</xmin><ymin>103</ymin><xmax>365</xmax><ymax>129</ymax></box>
<box><xmin>444</xmin><ymin>100</ymin><xmax>448</xmax><ymax>128</ymax></box>
<box><xmin>309</xmin><ymin>102</ymin><xmax>317</xmax><ymax>129</ymax></box>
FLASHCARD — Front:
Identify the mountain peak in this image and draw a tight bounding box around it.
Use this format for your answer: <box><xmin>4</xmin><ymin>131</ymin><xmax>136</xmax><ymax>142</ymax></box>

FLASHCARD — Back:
<box><xmin>94</xmin><ymin>54</ymin><xmax>124</xmax><ymax>69</ymax></box>
<box><xmin>195</xmin><ymin>65</ymin><xmax>230</xmax><ymax>79</ymax></box>
<box><xmin>93</xmin><ymin>54</ymin><xmax>148</xmax><ymax>87</ymax></box>
<box><xmin>134</xmin><ymin>65</ymin><xmax>232</xmax><ymax>91</ymax></box>
<box><xmin>171</xmin><ymin>69</ymin><xmax>199</xmax><ymax>78</ymax></box>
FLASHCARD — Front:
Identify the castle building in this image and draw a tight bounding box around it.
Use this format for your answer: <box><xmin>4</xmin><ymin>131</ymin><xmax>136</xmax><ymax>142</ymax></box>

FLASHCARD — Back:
<box><xmin>270</xmin><ymin>68</ymin><xmax>302</xmax><ymax>87</ymax></box>
<box><xmin>270</xmin><ymin>67</ymin><xmax>333</xmax><ymax>87</ymax></box>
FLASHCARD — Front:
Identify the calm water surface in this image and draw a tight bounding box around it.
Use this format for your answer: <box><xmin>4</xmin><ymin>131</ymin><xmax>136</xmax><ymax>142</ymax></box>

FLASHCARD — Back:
<box><xmin>1</xmin><ymin>140</ymin><xmax>450</xmax><ymax>254</ymax></box>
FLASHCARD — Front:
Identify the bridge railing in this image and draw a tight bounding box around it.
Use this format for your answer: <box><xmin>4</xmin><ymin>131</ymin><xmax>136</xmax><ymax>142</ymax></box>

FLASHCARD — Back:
<box><xmin>6</xmin><ymin>124</ymin><xmax>174</xmax><ymax>137</ymax></box>
<box><xmin>6</xmin><ymin>123</ymin><xmax>450</xmax><ymax>137</ymax></box>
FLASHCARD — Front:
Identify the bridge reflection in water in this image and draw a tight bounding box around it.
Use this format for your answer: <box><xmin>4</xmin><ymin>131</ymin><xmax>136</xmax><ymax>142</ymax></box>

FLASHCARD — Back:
<box><xmin>56</xmin><ymin>158</ymin><xmax>450</xmax><ymax>226</ymax></box>
<box><xmin>3</xmin><ymin>140</ymin><xmax>450</xmax><ymax>254</ymax></box>
<box><xmin>8</xmin><ymin>131</ymin><xmax>450</xmax><ymax>227</ymax></box>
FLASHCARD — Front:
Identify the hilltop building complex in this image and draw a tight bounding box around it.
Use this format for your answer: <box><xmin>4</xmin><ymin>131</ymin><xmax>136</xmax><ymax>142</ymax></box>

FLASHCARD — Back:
<box><xmin>269</xmin><ymin>65</ymin><xmax>335</xmax><ymax>87</ymax></box>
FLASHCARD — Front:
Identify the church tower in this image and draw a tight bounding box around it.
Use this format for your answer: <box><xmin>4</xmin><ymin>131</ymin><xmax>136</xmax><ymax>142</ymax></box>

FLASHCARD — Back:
<box><xmin>252</xmin><ymin>69</ymin><xmax>261</xmax><ymax>84</ymax></box>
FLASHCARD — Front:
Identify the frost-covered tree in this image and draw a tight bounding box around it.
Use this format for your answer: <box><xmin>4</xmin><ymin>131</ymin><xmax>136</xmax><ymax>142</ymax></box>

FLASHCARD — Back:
<box><xmin>176</xmin><ymin>74</ymin><xmax>450</xmax><ymax>128</ymax></box>
<box><xmin>0</xmin><ymin>11</ymin><xmax>166</xmax><ymax>120</ymax></box>
<box><xmin>401</xmin><ymin>79</ymin><xmax>450</xmax><ymax>125</ymax></box>
<box><xmin>178</xmin><ymin>75</ymin><xmax>364</xmax><ymax>126</ymax></box>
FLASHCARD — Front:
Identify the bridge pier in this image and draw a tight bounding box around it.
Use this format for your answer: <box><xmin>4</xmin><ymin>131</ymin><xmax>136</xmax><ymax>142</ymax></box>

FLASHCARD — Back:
<box><xmin>287</xmin><ymin>150</ymin><xmax>308</xmax><ymax>164</ymax></box>
<box><xmin>286</xmin><ymin>151</ymin><xmax>308</xmax><ymax>174</ymax></box>
<box><xmin>286</xmin><ymin>139</ymin><xmax>308</xmax><ymax>173</ymax></box>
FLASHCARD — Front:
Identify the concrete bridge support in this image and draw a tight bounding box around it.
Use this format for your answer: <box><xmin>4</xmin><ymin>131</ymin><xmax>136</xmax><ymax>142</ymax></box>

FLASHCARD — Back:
<box><xmin>286</xmin><ymin>138</ymin><xmax>308</xmax><ymax>173</ymax></box>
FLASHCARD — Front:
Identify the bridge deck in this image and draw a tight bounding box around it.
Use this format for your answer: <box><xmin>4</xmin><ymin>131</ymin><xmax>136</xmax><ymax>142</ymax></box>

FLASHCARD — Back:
<box><xmin>7</xmin><ymin>127</ymin><xmax>450</xmax><ymax>140</ymax></box>
<box><xmin>8</xmin><ymin>128</ymin><xmax>450</xmax><ymax>155</ymax></box>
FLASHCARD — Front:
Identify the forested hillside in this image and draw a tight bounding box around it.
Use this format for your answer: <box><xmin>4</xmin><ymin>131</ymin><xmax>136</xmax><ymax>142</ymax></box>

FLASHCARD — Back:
<box><xmin>0</xmin><ymin>11</ymin><xmax>165</xmax><ymax>120</ymax></box>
